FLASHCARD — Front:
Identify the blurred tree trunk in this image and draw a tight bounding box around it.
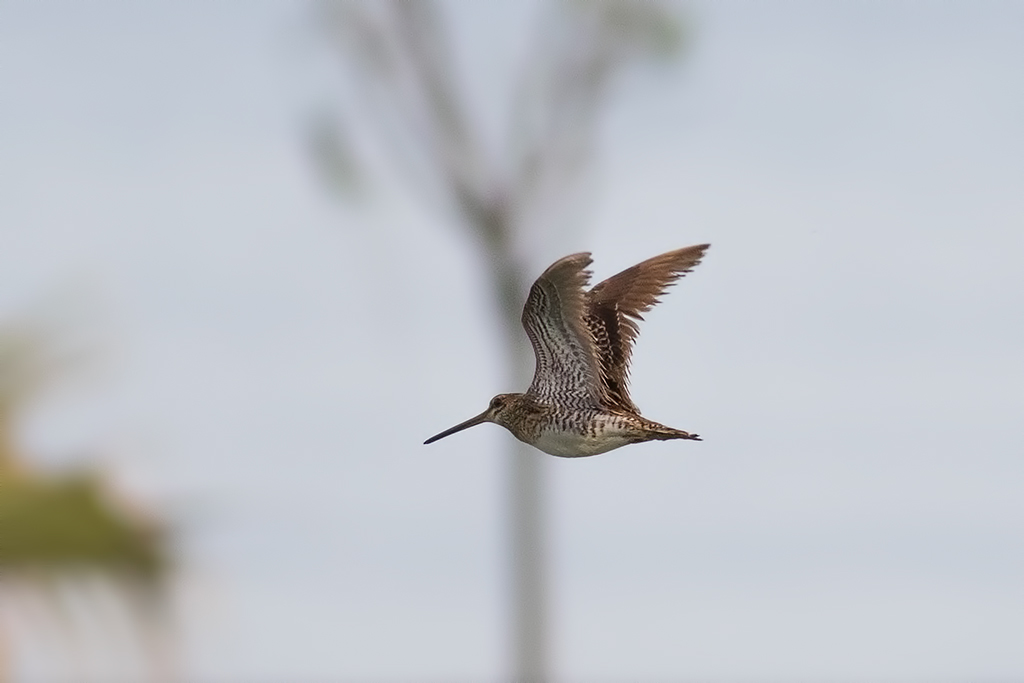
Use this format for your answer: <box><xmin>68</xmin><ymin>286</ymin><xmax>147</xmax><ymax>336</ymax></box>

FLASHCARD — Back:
<box><xmin>318</xmin><ymin>3</ymin><xmax>682</xmax><ymax>678</ymax></box>
<box><xmin>490</xmin><ymin>222</ymin><xmax>552</xmax><ymax>677</ymax></box>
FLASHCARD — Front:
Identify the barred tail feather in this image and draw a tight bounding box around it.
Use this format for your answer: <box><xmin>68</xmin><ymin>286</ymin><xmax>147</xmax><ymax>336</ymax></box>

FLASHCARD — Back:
<box><xmin>638</xmin><ymin>419</ymin><xmax>702</xmax><ymax>442</ymax></box>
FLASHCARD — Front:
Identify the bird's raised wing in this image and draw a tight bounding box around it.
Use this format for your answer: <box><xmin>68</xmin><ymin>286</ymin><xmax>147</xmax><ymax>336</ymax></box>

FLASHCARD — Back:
<box><xmin>521</xmin><ymin>252</ymin><xmax>608</xmax><ymax>407</ymax></box>
<box><xmin>585</xmin><ymin>244</ymin><xmax>710</xmax><ymax>413</ymax></box>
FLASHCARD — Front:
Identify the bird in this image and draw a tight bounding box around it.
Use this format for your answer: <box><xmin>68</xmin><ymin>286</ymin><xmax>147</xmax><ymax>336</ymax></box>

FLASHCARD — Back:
<box><xmin>424</xmin><ymin>244</ymin><xmax>710</xmax><ymax>457</ymax></box>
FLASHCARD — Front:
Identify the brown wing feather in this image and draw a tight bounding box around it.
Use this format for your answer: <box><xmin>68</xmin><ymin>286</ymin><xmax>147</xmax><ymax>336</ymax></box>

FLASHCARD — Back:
<box><xmin>585</xmin><ymin>244</ymin><xmax>710</xmax><ymax>413</ymax></box>
<box><xmin>521</xmin><ymin>252</ymin><xmax>608</xmax><ymax>407</ymax></box>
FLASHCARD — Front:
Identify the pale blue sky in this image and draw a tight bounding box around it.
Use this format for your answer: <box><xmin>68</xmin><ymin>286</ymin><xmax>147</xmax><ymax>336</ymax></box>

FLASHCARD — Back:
<box><xmin>1</xmin><ymin>2</ymin><xmax>1022</xmax><ymax>681</ymax></box>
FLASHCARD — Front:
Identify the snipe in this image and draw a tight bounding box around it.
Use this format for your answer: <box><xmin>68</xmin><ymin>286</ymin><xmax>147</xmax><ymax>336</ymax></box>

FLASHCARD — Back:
<box><xmin>425</xmin><ymin>244</ymin><xmax>709</xmax><ymax>457</ymax></box>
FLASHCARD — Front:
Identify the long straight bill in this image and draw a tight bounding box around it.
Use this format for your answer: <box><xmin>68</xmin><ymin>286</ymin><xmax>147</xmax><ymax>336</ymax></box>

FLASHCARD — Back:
<box><xmin>423</xmin><ymin>410</ymin><xmax>490</xmax><ymax>444</ymax></box>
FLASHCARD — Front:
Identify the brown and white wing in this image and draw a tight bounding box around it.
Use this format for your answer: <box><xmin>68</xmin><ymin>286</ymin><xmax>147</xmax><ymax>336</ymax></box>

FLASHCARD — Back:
<box><xmin>585</xmin><ymin>244</ymin><xmax>710</xmax><ymax>414</ymax></box>
<box><xmin>521</xmin><ymin>253</ymin><xmax>607</xmax><ymax>407</ymax></box>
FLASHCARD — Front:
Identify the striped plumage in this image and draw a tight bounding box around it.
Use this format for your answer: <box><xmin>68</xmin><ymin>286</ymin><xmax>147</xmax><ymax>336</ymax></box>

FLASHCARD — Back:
<box><xmin>425</xmin><ymin>244</ymin><xmax>709</xmax><ymax>457</ymax></box>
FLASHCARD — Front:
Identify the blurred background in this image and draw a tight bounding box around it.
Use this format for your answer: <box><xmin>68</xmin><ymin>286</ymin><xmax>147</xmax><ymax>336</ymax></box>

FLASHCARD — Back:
<box><xmin>1</xmin><ymin>2</ymin><xmax>1023</xmax><ymax>681</ymax></box>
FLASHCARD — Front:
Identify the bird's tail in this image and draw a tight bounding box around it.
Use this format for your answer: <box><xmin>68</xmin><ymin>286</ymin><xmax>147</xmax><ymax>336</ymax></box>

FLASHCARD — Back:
<box><xmin>641</xmin><ymin>419</ymin><xmax>702</xmax><ymax>442</ymax></box>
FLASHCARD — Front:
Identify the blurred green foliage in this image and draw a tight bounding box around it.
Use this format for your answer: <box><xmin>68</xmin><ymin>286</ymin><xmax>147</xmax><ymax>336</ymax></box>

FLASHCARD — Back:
<box><xmin>0</xmin><ymin>311</ymin><xmax>167</xmax><ymax>580</ymax></box>
<box><xmin>1</xmin><ymin>472</ymin><xmax>166</xmax><ymax>578</ymax></box>
<box><xmin>0</xmin><ymin>306</ymin><xmax>171</xmax><ymax>678</ymax></box>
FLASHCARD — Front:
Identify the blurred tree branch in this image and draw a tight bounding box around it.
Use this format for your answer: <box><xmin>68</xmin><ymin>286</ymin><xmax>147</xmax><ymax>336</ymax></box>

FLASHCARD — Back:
<box><xmin>316</xmin><ymin>2</ymin><xmax>683</xmax><ymax>679</ymax></box>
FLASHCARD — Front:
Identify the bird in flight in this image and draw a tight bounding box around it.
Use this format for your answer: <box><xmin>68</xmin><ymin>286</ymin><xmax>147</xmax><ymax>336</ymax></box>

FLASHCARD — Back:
<box><xmin>425</xmin><ymin>244</ymin><xmax>709</xmax><ymax>457</ymax></box>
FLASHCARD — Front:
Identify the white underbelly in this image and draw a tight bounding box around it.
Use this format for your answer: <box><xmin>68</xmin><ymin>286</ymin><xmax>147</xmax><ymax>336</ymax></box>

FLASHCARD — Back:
<box><xmin>531</xmin><ymin>429</ymin><xmax>633</xmax><ymax>458</ymax></box>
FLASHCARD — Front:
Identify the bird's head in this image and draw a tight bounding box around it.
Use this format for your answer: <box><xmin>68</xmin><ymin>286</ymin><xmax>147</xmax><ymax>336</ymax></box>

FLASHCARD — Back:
<box><xmin>424</xmin><ymin>393</ymin><xmax>522</xmax><ymax>445</ymax></box>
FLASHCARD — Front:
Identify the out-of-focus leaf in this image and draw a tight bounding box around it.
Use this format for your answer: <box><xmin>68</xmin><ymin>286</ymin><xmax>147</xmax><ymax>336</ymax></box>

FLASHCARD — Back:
<box><xmin>597</xmin><ymin>0</ymin><xmax>685</xmax><ymax>58</ymax></box>
<box><xmin>308</xmin><ymin>112</ymin><xmax>365</xmax><ymax>200</ymax></box>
